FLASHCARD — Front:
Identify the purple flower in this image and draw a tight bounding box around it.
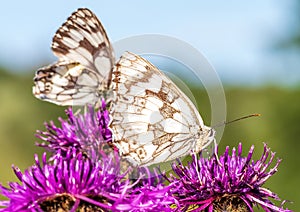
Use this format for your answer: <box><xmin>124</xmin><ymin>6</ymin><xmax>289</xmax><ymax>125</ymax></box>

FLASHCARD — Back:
<box><xmin>114</xmin><ymin>167</ymin><xmax>177</xmax><ymax>211</ymax></box>
<box><xmin>166</xmin><ymin>143</ymin><xmax>291</xmax><ymax>212</ymax></box>
<box><xmin>0</xmin><ymin>149</ymin><xmax>176</xmax><ymax>211</ymax></box>
<box><xmin>36</xmin><ymin>100</ymin><xmax>112</xmax><ymax>159</ymax></box>
<box><xmin>0</xmin><ymin>149</ymin><xmax>123</xmax><ymax>211</ymax></box>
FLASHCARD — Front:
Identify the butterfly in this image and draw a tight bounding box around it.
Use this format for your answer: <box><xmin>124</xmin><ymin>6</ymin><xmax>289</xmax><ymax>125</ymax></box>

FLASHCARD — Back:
<box><xmin>33</xmin><ymin>8</ymin><xmax>114</xmax><ymax>106</ymax></box>
<box><xmin>32</xmin><ymin>8</ymin><xmax>215</xmax><ymax>166</ymax></box>
<box><xmin>111</xmin><ymin>51</ymin><xmax>215</xmax><ymax>166</ymax></box>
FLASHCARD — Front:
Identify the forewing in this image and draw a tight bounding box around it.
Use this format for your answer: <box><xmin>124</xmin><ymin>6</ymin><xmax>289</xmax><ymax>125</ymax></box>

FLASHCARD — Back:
<box><xmin>52</xmin><ymin>8</ymin><xmax>114</xmax><ymax>90</ymax></box>
<box><xmin>111</xmin><ymin>52</ymin><xmax>211</xmax><ymax>166</ymax></box>
<box><xmin>33</xmin><ymin>61</ymin><xmax>101</xmax><ymax>106</ymax></box>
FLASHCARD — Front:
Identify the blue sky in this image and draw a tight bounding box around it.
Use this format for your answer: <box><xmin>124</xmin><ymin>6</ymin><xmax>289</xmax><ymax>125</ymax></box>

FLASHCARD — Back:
<box><xmin>0</xmin><ymin>0</ymin><xmax>298</xmax><ymax>85</ymax></box>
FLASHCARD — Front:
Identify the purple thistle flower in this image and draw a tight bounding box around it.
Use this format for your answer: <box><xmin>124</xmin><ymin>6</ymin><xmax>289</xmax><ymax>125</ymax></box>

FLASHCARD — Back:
<box><xmin>0</xmin><ymin>149</ymin><xmax>177</xmax><ymax>211</ymax></box>
<box><xmin>114</xmin><ymin>167</ymin><xmax>178</xmax><ymax>211</ymax></box>
<box><xmin>36</xmin><ymin>100</ymin><xmax>112</xmax><ymax>158</ymax></box>
<box><xmin>166</xmin><ymin>143</ymin><xmax>291</xmax><ymax>212</ymax></box>
<box><xmin>0</xmin><ymin>149</ymin><xmax>125</xmax><ymax>211</ymax></box>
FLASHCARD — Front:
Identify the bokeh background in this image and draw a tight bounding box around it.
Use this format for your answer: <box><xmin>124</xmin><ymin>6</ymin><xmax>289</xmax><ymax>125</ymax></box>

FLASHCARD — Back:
<box><xmin>0</xmin><ymin>1</ymin><xmax>299</xmax><ymax>211</ymax></box>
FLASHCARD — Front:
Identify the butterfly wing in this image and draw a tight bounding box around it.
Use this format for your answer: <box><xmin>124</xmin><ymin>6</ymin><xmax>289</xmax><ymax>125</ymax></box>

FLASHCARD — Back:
<box><xmin>111</xmin><ymin>51</ymin><xmax>214</xmax><ymax>166</ymax></box>
<box><xmin>33</xmin><ymin>8</ymin><xmax>114</xmax><ymax>106</ymax></box>
<box><xmin>33</xmin><ymin>61</ymin><xmax>104</xmax><ymax>105</ymax></box>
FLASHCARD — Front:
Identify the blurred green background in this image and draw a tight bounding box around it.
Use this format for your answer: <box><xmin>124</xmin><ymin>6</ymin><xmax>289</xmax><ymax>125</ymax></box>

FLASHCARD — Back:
<box><xmin>1</xmin><ymin>1</ymin><xmax>300</xmax><ymax>211</ymax></box>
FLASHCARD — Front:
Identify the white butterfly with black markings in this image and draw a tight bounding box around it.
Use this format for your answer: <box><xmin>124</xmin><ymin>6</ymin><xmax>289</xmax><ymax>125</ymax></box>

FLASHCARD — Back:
<box><xmin>111</xmin><ymin>51</ymin><xmax>215</xmax><ymax>166</ymax></box>
<box><xmin>33</xmin><ymin>8</ymin><xmax>215</xmax><ymax>166</ymax></box>
<box><xmin>33</xmin><ymin>8</ymin><xmax>114</xmax><ymax>106</ymax></box>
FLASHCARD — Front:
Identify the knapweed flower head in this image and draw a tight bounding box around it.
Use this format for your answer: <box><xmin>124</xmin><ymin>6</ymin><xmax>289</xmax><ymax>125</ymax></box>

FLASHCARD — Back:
<box><xmin>129</xmin><ymin>167</ymin><xmax>178</xmax><ymax>211</ymax></box>
<box><xmin>167</xmin><ymin>143</ymin><xmax>291</xmax><ymax>212</ymax></box>
<box><xmin>114</xmin><ymin>167</ymin><xmax>178</xmax><ymax>212</ymax></box>
<box><xmin>0</xmin><ymin>149</ymin><xmax>125</xmax><ymax>211</ymax></box>
<box><xmin>0</xmin><ymin>148</ymin><xmax>177</xmax><ymax>211</ymax></box>
<box><xmin>36</xmin><ymin>100</ymin><xmax>112</xmax><ymax>159</ymax></box>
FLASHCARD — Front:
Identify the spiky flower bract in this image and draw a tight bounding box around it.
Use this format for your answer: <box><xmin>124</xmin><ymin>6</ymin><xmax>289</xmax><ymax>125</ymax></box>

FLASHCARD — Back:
<box><xmin>36</xmin><ymin>100</ymin><xmax>112</xmax><ymax>159</ymax></box>
<box><xmin>166</xmin><ymin>143</ymin><xmax>291</xmax><ymax>212</ymax></box>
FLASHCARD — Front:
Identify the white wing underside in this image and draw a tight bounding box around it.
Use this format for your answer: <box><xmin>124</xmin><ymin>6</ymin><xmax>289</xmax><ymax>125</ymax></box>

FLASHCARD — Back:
<box><xmin>33</xmin><ymin>8</ymin><xmax>114</xmax><ymax>106</ymax></box>
<box><xmin>111</xmin><ymin>52</ymin><xmax>214</xmax><ymax>166</ymax></box>
<box><xmin>33</xmin><ymin>61</ymin><xmax>104</xmax><ymax>105</ymax></box>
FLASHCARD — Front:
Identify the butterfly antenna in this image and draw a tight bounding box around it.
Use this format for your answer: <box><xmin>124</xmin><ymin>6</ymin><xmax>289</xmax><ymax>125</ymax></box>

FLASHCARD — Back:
<box><xmin>213</xmin><ymin>113</ymin><xmax>261</xmax><ymax>128</ymax></box>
